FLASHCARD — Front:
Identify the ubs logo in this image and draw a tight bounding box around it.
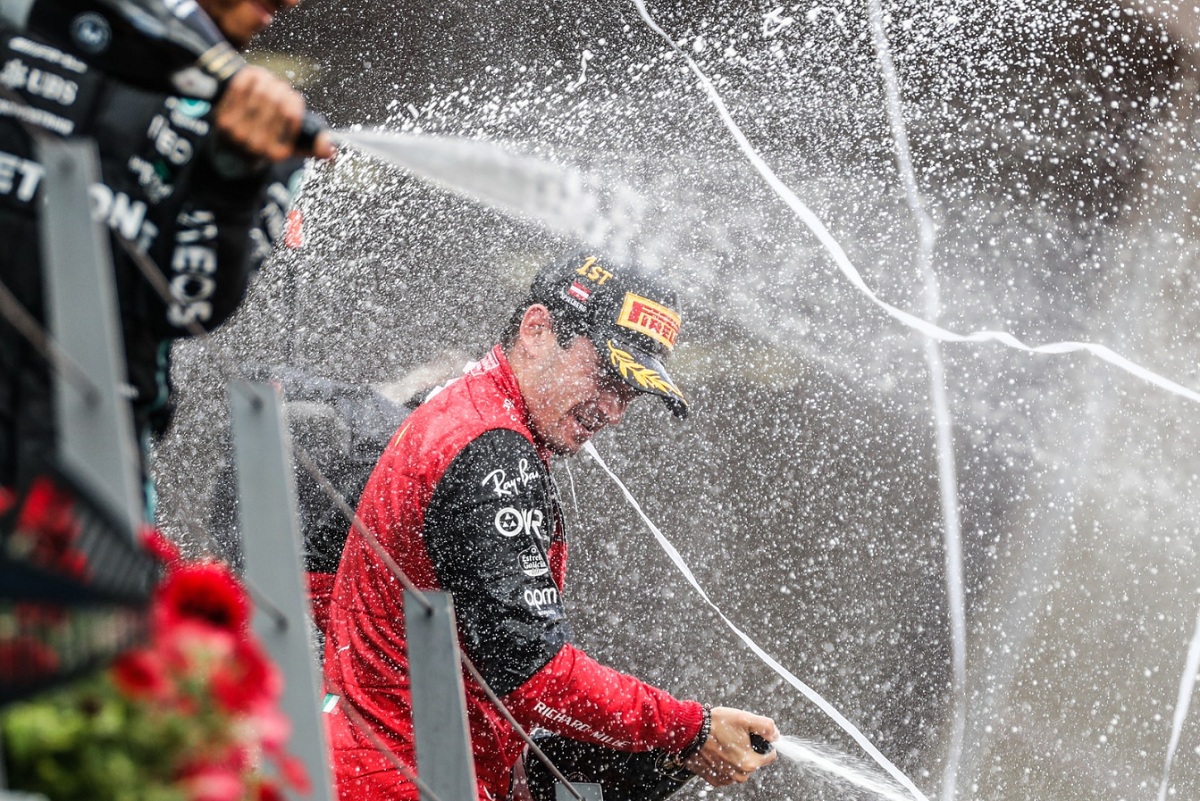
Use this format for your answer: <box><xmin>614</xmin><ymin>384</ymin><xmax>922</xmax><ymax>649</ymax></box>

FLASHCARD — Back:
<box><xmin>70</xmin><ymin>13</ymin><xmax>111</xmax><ymax>55</ymax></box>
<box><xmin>0</xmin><ymin>59</ymin><xmax>79</xmax><ymax>106</ymax></box>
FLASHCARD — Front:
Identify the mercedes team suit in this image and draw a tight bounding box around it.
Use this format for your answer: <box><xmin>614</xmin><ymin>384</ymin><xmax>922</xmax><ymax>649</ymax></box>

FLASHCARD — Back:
<box><xmin>0</xmin><ymin>25</ymin><xmax>302</xmax><ymax>490</ymax></box>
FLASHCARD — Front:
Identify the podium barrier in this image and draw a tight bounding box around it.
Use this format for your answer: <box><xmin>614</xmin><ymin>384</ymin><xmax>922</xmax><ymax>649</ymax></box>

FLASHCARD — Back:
<box><xmin>229</xmin><ymin>380</ymin><xmax>336</xmax><ymax>801</ymax></box>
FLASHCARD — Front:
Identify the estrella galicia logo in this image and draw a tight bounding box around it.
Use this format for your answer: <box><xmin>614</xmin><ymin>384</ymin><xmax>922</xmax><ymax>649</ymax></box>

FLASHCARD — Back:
<box><xmin>519</xmin><ymin>544</ymin><xmax>549</xmax><ymax>577</ymax></box>
<box><xmin>70</xmin><ymin>12</ymin><xmax>112</xmax><ymax>55</ymax></box>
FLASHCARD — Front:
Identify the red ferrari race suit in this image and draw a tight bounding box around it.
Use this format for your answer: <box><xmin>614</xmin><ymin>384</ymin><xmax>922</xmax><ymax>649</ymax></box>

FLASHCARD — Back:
<box><xmin>323</xmin><ymin>345</ymin><xmax>704</xmax><ymax>801</ymax></box>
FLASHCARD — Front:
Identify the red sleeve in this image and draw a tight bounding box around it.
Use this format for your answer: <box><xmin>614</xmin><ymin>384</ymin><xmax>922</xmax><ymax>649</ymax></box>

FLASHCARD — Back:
<box><xmin>503</xmin><ymin>642</ymin><xmax>704</xmax><ymax>753</ymax></box>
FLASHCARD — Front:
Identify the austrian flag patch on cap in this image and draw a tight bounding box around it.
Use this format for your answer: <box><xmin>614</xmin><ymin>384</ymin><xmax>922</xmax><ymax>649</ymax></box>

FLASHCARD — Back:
<box><xmin>530</xmin><ymin>250</ymin><xmax>689</xmax><ymax>419</ymax></box>
<box><xmin>567</xmin><ymin>282</ymin><xmax>592</xmax><ymax>304</ymax></box>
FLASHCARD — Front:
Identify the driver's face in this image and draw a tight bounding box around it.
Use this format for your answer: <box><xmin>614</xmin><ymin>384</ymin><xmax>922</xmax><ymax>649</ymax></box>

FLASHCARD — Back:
<box><xmin>198</xmin><ymin>0</ymin><xmax>298</xmax><ymax>48</ymax></box>
<box><xmin>524</xmin><ymin>337</ymin><xmax>639</xmax><ymax>456</ymax></box>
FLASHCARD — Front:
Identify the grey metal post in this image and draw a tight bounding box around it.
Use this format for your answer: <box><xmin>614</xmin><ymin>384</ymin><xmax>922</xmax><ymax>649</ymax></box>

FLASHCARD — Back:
<box><xmin>36</xmin><ymin>138</ymin><xmax>143</xmax><ymax>536</ymax></box>
<box><xmin>405</xmin><ymin>590</ymin><xmax>478</xmax><ymax>801</ymax></box>
<box><xmin>228</xmin><ymin>380</ymin><xmax>335</xmax><ymax>801</ymax></box>
<box><xmin>556</xmin><ymin>783</ymin><xmax>603</xmax><ymax>801</ymax></box>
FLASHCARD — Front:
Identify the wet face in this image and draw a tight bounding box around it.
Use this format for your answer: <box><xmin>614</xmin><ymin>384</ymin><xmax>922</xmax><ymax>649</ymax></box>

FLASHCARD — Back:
<box><xmin>522</xmin><ymin>332</ymin><xmax>640</xmax><ymax>457</ymax></box>
<box><xmin>198</xmin><ymin>0</ymin><xmax>297</xmax><ymax>48</ymax></box>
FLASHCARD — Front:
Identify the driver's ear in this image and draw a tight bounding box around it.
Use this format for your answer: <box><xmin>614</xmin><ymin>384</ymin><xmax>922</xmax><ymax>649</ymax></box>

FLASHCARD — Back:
<box><xmin>518</xmin><ymin>304</ymin><xmax>557</xmax><ymax>355</ymax></box>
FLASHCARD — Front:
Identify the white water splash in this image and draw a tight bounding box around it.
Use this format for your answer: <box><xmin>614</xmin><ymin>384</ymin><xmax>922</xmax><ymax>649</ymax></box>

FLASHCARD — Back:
<box><xmin>568</xmin><ymin>49</ymin><xmax>593</xmax><ymax>91</ymax></box>
<box><xmin>775</xmin><ymin>736</ymin><xmax>915</xmax><ymax>801</ymax></box>
<box><xmin>583</xmin><ymin>442</ymin><xmax>932</xmax><ymax>801</ymax></box>
<box><xmin>865</xmin><ymin>3</ymin><xmax>967</xmax><ymax>799</ymax></box>
<box><xmin>629</xmin><ymin>0</ymin><xmax>1200</xmax><ymax>406</ymax></box>
<box><xmin>1157</xmin><ymin>605</ymin><xmax>1200</xmax><ymax>801</ymax></box>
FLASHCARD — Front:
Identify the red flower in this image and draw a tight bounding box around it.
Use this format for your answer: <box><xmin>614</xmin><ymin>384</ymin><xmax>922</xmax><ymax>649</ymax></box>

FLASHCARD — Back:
<box><xmin>160</xmin><ymin>619</ymin><xmax>236</xmax><ymax>675</ymax></box>
<box><xmin>158</xmin><ymin>562</ymin><xmax>249</xmax><ymax>633</ymax></box>
<box><xmin>0</xmin><ymin>636</ymin><xmax>60</xmax><ymax>679</ymax></box>
<box><xmin>217</xmin><ymin>744</ymin><xmax>254</xmax><ymax>774</ymax></box>
<box><xmin>212</xmin><ymin>633</ymin><xmax>282</xmax><ymax>714</ymax></box>
<box><xmin>10</xmin><ymin>477</ymin><xmax>88</xmax><ymax>579</ymax></box>
<box><xmin>257</xmin><ymin>779</ymin><xmax>287</xmax><ymax>801</ymax></box>
<box><xmin>112</xmin><ymin>649</ymin><xmax>172</xmax><ymax>700</ymax></box>
<box><xmin>179</xmin><ymin>764</ymin><xmax>244</xmax><ymax>801</ymax></box>
<box><xmin>141</xmin><ymin>526</ymin><xmax>182</xmax><ymax>566</ymax></box>
<box><xmin>16</xmin><ymin>477</ymin><xmax>76</xmax><ymax>534</ymax></box>
<box><xmin>211</xmin><ymin>639</ymin><xmax>281</xmax><ymax>714</ymax></box>
<box><xmin>55</xmin><ymin>543</ymin><xmax>306</xmax><ymax>801</ymax></box>
<box><xmin>13</xmin><ymin>602</ymin><xmax>67</xmax><ymax>627</ymax></box>
<box><xmin>56</xmin><ymin>546</ymin><xmax>89</xmax><ymax>579</ymax></box>
<box><xmin>246</xmin><ymin>706</ymin><xmax>291</xmax><ymax>758</ymax></box>
<box><xmin>276</xmin><ymin>752</ymin><xmax>312</xmax><ymax>794</ymax></box>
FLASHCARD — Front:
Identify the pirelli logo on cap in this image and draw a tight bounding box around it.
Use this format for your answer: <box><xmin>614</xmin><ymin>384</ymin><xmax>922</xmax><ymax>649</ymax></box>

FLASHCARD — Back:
<box><xmin>617</xmin><ymin>293</ymin><xmax>680</xmax><ymax>350</ymax></box>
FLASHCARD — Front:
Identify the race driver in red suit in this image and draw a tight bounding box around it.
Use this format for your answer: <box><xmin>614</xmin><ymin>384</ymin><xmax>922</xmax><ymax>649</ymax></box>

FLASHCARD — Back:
<box><xmin>323</xmin><ymin>250</ymin><xmax>779</xmax><ymax>801</ymax></box>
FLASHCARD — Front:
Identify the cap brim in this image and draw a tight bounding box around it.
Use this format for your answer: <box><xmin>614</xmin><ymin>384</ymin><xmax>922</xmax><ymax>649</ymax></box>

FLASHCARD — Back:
<box><xmin>602</xmin><ymin>338</ymin><xmax>689</xmax><ymax>420</ymax></box>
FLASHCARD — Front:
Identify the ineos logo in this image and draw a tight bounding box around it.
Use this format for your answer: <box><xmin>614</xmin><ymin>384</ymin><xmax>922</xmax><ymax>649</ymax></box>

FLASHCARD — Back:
<box><xmin>524</xmin><ymin>587</ymin><xmax>558</xmax><ymax>608</ymax></box>
<box><xmin>70</xmin><ymin>13</ymin><xmax>111</xmax><ymax>55</ymax></box>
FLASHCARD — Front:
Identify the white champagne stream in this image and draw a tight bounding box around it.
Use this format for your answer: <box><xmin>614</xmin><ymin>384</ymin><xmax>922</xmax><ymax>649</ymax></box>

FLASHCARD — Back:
<box><xmin>865</xmin><ymin>3</ymin><xmax>967</xmax><ymax>799</ymax></box>
<box><xmin>333</xmin><ymin>129</ymin><xmax>643</xmax><ymax>262</ymax></box>
<box><xmin>1157</xmin><ymin>605</ymin><xmax>1200</xmax><ymax>801</ymax></box>
<box><xmin>775</xmin><ymin>736</ymin><xmax>915</xmax><ymax>801</ymax></box>
<box><xmin>583</xmin><ymin>442</ymin><xmax>933</xmax><ymax>801</ymax></box>
<box><xmin>630</xmin><ymin>0</ymin><xmax>1200</xmax><ymax>407</ymax></box>
<box><xmin>334</xmin><ymin>129</ymin><xmax>600</xmax><ymax>244</ymax></box>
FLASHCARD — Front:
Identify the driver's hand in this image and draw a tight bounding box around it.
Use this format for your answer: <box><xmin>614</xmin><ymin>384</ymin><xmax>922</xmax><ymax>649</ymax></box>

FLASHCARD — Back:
<box><xmin>215</xmin><ymin>66</ymin><xmax>334</xmax><ymax>161</ymax></box>
<box><xmin>683</xmin><ymin>706</ymin><xmax>779</xmax><ymax>786</ymax></box>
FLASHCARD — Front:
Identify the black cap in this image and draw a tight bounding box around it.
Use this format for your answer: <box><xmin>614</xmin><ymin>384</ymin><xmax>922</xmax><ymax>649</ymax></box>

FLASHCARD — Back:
<box><xmin>531</xmin><ymin>250</ymin><xmax>688</xmax><ymax>419</ymax></box>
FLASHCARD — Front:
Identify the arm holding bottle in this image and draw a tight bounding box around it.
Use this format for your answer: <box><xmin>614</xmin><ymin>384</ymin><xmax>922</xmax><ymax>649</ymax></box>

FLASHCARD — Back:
<box><xmin>682</xmin><ymin>706</ymin><xmax>780</xmax><ymax>787</ymax></box>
